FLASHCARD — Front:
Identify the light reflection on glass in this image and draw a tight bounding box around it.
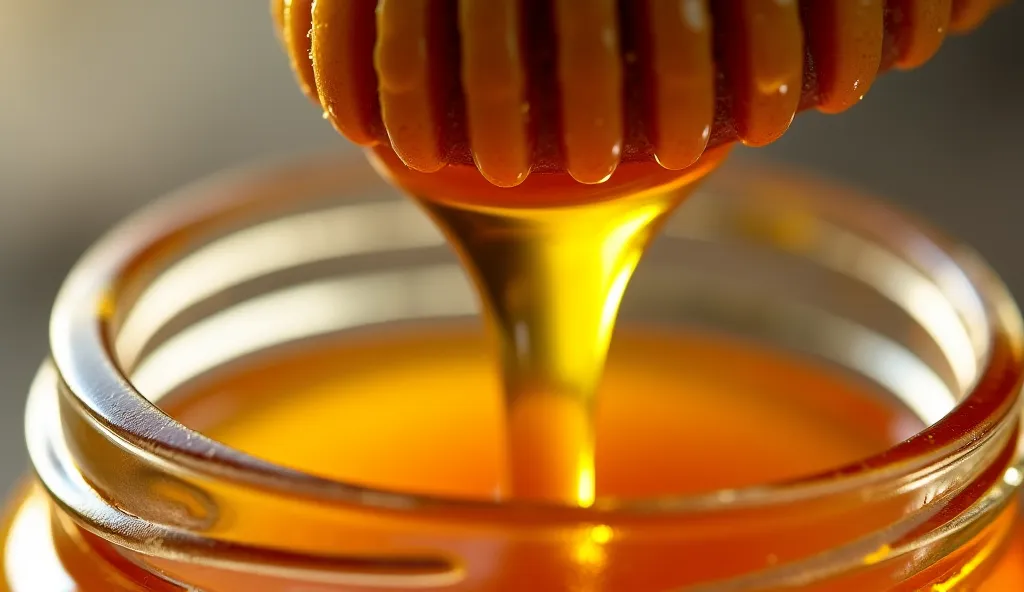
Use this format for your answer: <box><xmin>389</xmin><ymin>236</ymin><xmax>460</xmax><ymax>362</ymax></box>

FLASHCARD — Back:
<box><xmin>664</xmin><ymin>208</ymin><xmax>981</xmax><ymax>399</ymax></box>
<box><xmin>817</xmin><ymin>231</ymin><xmax>979</xmax><ymax>394</ymax></box>
<box><xmin>131</xmin><ymin>265</ymin><xmax>475</xmax><ymax>400</ymax></box>
<box><xmin>3</xmin><ymin>492</ymin><xmax>77</xmax><ymax>592</ymax></box>
<box><xmin>801</xmin><ymin>308</ymin><xmax>956</xmax><ymax>426</ymax></box>
<box><xmin>117</xmin><ymin>201</ymin><xmax>444</xmax><ymax>368</ymax></box>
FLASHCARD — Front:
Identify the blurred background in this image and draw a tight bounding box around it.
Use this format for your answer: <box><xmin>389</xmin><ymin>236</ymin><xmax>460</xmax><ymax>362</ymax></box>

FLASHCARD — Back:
<box><xmin>1</xmin><ymin>1</ymin><xmax>1022</xmax><ymax>492</ymax></box>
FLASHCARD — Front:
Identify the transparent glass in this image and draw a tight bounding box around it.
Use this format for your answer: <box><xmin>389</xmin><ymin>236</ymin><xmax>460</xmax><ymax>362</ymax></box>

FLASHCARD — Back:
<box><xmin>2</xmin><ymin>155</ymin><xmax>1022</xmax><ymax>591</ymax></box>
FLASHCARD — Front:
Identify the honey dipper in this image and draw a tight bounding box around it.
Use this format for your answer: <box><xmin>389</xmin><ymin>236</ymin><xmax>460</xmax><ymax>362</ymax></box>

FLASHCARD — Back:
<box><xmin>271</xmin><ymin>0</ymin><xmax>1003</xmax><ymax>507</ymax></box>
<box><xmin>273</xmin><ymin>0</ymin><xmax>1002</xmax><ymax>189</ymax></box>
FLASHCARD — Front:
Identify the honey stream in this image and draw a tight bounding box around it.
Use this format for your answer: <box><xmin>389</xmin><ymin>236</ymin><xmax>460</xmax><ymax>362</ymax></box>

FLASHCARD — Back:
<box><xmin>375</xmin><ymin>150</ymin><xmax>727</xmax><ymax>505</ymax></box>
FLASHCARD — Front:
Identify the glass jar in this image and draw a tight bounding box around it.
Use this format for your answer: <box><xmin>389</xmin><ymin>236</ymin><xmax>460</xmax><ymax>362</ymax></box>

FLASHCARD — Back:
<box><xmin>2</xmin><ymin>155</ymin><xmax>1022</xmax><ymax>591</ymax></box>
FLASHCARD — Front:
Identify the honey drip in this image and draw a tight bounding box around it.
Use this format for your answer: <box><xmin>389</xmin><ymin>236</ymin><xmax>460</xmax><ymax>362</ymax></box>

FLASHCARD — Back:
<box><xmin>374</xmin><ymin>148</ymin><xmax>728</xmax><ymax>505</ymax></box>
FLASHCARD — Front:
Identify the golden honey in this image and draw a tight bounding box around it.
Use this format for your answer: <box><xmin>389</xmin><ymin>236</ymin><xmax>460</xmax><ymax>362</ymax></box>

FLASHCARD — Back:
<box><xmin>4</xmin><ymin>322</ymin><xmax>1024</xmax><ymax>590</ymax></box>
<box><xmin>1</xmin><ymin>0</ymin><xmax>1017</xmax><ymax>588</ymax></box>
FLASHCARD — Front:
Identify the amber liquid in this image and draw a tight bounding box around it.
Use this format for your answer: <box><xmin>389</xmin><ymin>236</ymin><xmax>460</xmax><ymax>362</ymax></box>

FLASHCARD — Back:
<box><xmin>374</xmin><ymin>151</ymin><xmax>729</xmax><ymax>506</ymax></box>
<box><xmin>170</xmin><ymin>325</ymin><xmax>920</xmax><ymax>500</ymax></box>
<box><xmin>2</xmin><ymin>325</ymin><xmax>1023</xmax><ymax>590</ymax></box>
<box><xmin>420</xmin><ymin>193</ymin><xmax>680</xmax><ymax>507</ymax></box>
<box><xmin>158</xmin><ymin>325</ymin><xmax>1020</xmax><ymax>591</ymax></box>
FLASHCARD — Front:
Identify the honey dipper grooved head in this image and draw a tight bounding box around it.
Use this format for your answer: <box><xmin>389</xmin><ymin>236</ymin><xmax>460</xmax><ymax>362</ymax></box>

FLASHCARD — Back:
<box><xmin>273</xmin><ymin>0</ymin><xmax>1001</xmax><ymax>188</ymax></box>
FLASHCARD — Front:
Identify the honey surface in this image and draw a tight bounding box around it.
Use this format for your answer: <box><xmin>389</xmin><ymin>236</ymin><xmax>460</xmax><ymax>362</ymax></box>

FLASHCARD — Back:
<box><xmin>2</xmin><ymin>326</ymin><xmax>1023</xmax><ymax>591</ymax></box>
<box><xmin>168</xmin><ymin>325</ymin><xmax>919</xmax><ymax>501</ymax></box>
<box><xmin>152</xmin><ymin>325</ymin><xmax>1021</xmax><ymax>591</ymax></box>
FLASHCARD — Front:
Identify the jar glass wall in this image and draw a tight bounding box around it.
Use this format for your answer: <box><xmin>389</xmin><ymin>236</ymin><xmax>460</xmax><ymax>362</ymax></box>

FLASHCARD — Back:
<box><xmin>2</xmin><ymin>156</ymin><xmax>1022</xmax><ymax>591</ymax></box>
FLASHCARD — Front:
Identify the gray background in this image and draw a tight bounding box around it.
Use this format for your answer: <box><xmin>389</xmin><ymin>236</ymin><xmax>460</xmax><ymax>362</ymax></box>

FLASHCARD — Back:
<box><xmin>1</xmin><ymin>1</ymin><xmax>1022</xmax><ymax>494</ymax></box>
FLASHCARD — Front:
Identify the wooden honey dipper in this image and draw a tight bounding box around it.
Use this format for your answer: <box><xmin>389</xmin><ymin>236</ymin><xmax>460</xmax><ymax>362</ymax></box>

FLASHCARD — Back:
<box><xmin>273</xmin><ymin>0</ymin><xmax>1002</xmax><ymax>189</ymax></box>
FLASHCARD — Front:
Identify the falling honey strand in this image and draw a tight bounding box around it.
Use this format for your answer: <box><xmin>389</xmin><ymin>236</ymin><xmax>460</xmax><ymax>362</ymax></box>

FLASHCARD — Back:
<box><xmin>415</xmin><ymin>178</ymin><xmax>703</xmax><ymax>505</ymax></box>
<box><xmin>373</xmin><ymin>146</ymin><xmax>729</xmax><ymax>505</ymax></box>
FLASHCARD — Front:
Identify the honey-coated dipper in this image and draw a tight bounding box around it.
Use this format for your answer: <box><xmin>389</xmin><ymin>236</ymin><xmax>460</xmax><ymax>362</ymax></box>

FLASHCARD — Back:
<box><xmin>270</xmin><ymin>0</ymin><xmax>1003</xmax><ymax>506</ymax></box>
<box><xmin>274</xmin><ymin>0</ymin><xmax>1002</xmax><ymax>190</ymax></box>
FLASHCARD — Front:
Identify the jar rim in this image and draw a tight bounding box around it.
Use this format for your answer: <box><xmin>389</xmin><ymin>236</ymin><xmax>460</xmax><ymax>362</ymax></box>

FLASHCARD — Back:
<box><xmin>37</xmin><ymin>155</ymin><xmax>1024</xmax><ymax>519</ymax></box>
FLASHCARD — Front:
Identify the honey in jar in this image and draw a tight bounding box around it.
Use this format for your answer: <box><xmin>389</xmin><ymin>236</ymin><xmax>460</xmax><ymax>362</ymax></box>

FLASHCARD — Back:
<box><xmin>2</xmin><ymin>161</ymin><xmax>1022</xmax><ymax>591</ymax></box>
